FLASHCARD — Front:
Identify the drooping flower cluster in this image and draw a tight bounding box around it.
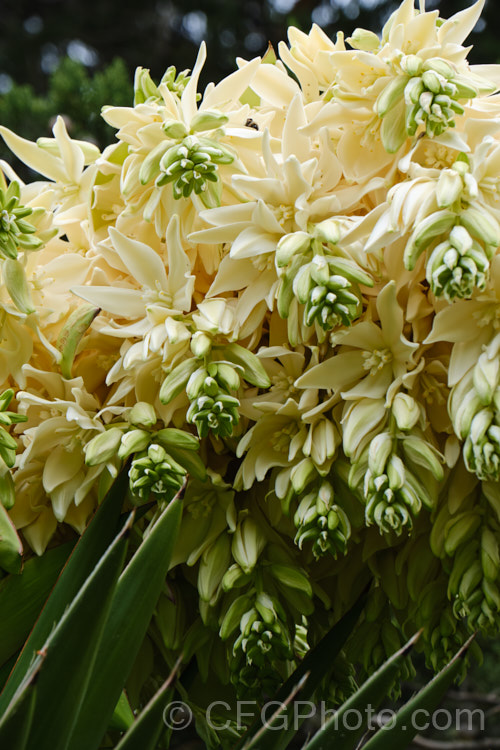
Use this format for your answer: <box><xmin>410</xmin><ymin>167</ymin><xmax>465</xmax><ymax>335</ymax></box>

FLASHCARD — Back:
<box><xmin>0</xmin><ymin>0</ymin><xmax>499</xmax><ymax>709</ymax></box>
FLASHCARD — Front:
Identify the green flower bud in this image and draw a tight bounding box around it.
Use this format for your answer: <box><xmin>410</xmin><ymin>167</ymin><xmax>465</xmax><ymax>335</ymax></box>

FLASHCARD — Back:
<box><xmin>154</xmin><ymin>428</ymin><xmax>199</xmax><ymax>453</ymax></box>
<box><xmin>118</xmin><ymin>429</ymin><xmax>151</xmax><ymax>460</ymax></box>
<box><xmin>186</xmin><ymin>367</ymin><xmax>210</xmax><ymax>400</ymax></box>
<box><xmin>232</xmin><ymin>517</ymin><xmax>266</xmax><ymax>574</ymax></box>
<box><xmin>404</xmin><ymin>209</ymin><xmax>456</xmax><ymax>271</ymax></box>
<box><xmin>219</xmin><ymin>594</ymin><xmax>253</xmax><ymax>640</ymax></box>
<box><xmin>309</xmin><ymin>255</ymin><xmax>330</xmax><ymax>286</ymax></box>
<box><xmin>161</xmin><ymin>65</ymin><xmax>193</xmax><ymax>98</ymax></box>
<box><xmin>460</xmin><ymin>206</ymin><xmax>500</xmax><ymax>248</ymax></box>
<box><xmin>222</xmin><ymin>563</ymin><xmax>251</xmax><ymax>592</ymax></box>
<box><xmin>452</xmin><ymin>76</ymin><xmax>480</xmax><ymax>99</ymax></box>
<box><xmin>269</xmin><ymin>564</ymin><xmax>313</xmax><ymax>597</ymax></box>
<box><xmin>464</xmin><ymin>408</ymin><xmax>500</xmax><ymax>481</ymax></box>
<box><xmin>162</xmin><ymin>120</ymin><xmax>189</xmax><ymax>139</ymax></box>
<box><xmin>0</xmin><ymin>465</ymin><xmax>15</xmax><ymax>510</ymax></box>
<box><xmin>368</xmin><ymin>432</ymin><xmax>393</xmax><ymax>475</ymax></box>
<box><xmin>0</xmin><ymin>181</ymin><xmax>41</xmax><ymax>260</ymax></box>
<box><xmin>129</xmin><ymin>442</ymin><xmax>186</xmax><ymax>501</ymax></box>
<box><xmin>402</xmin><ymin>55</ymin><xmax>423</xmax><ymax>77</ymax></box>
<box><xmin>255</xmin><ymin>592</ymin><xmax>281</xmax><ymax>626</ymax></box>
<box><xmin>314</xmin><ymin>219</ymin><xmax>341</xmax><ymax>245</ymax></box>
<box><xmin>482</xmin><ymin>527</ymin><xmax>500</xmax><ymax>582</ymax></box>
<box><xmin>0</xmin><ymin>428</ymin><xmax>18</xmax><ymax>452</ymax></box>
<box><xmin>56</xmin><ymin>304</ymin><xmax>100</xmax><ymax>380</ymax></box>
<box><xmin>327</xmin><ymin>256</ymin><xmax>373</xmax><ymax>286</ymax></box>
<box><xmin>421</xmin><ymin>69</ymin><xmax>443</xmax><ymax>95</ymax></box>
<box><xmin>215</xmin><ymin>363</ymin><xmax>241</xmax><ymax>393</ymax></box>
<box><xmin>0</xmin><ymin>390</ymin><xmax>13</xmax><ymax>412</ymax></box>
<box><xmin>275</xmin><ymin>231</ymin><xmax>311</xmax><ymax>267</ymax></box>
<box><xmin>386</xmin><ymin>454</ymin><xmax>406</xmax><ymax>489</ymax></box>
<box><xmin>436</xmin><ymin>169</ymin><xmax>463</xmax><ymax>208</ymax></box>
<box><xmin>347</xmin><ymin>28</ymin><xmax>380</xmax><ymax>52</ymax></box>
<box><xmin>392</xmin><ymin>392</ymin><xmax>420</xmax><ymax>431</ymax></box>
<box><xmin>292</xmin><ymin>263</ymin><xmax>312</xmax><ymax>304</ymax></box>
<box><xmin>190</xmin><ymin>111</ymin><xmax>229</xmax><ymax>133</ymax></box>
<box><xmin>84</xmin><ymin>427</ymin><xmax>123</xmax><ymax>466</ymax></box>
<box><xmin>376</xmin><ymin>76</ymin><xmax>408</xmax><ymax>118</ymax></box>
<box><xmin>402</xmin><ymin>436</ymin><xmax>444</xmax><ymax>481</ymax></box>
<box><xmin>423</xmin><ymin>58</ymin><xmax>454</xmax><ymax>80</ymax></box>
<box><xmin>187</xmin><ymin>381</ymin><xmax>240</xmax><ymax>438</ymax></box>
<box><xmin>453</xmin><ymin>387</ymin><xmax>483</xmax><ymax>438</ymax></box>
<box><xmin>445</xmin><ymin>512</ymin><xmax>482</xmax><ymax>556</ymax></box>
<box><xmin>190</xmin><ymin>331</ymin><xmax>212</xmax><ymax>359</ymax></box>
<box><xmin>128</xmin><ymin>401</ymin><xmax>157</xmax><ymax>428</ymax></box>
<box><xmin>3</xmin><ymin>258</ymin><xmax>35</xmax><ymax>314</ymax></box>
<box><xmin>290</xmin><ymin>457</ymin><xmax>316</xmax><ymax>494</ymax></box>
<box><xmin>293</xmin><ymin>480</ymin><xmax>350</xmax><ymax>559</ymax></box>
<box><xmin>219</xmin><ymin>343</ymin><xmax>271</xmax><ymax>388</ymax></box>
<box><xmin>363</xmin><ymin>445</ymin><xmax>421</xmax><ymax>536</ymax></box>
<box><xmin>139</xmin><ymin>141</ymin><xmax>170</xmax><ymax>185</ymax></box>
<box><xmin>0</xmin><ymin>502</ymin><xmax>22</xmax><ymax>574</ymax></box>
<box><xmin>159</xmin><ymin>357</ymin><xmax>198</xmax><ymax>404</ymax></box>
<box><xmin>133</xmin><ymin>67</ymin><xmax>160</xmax><ymax>104</ymax></box>
<box><xmin>473</xmin><ymin>352</ymin><xmax>500</xmax><ymax>406</ymax></box>
<box><xmin>229</xmin><ymin>595</ymin><xmax>293</xmax><ymax>698</ymax></box>
<box><xmin>198</xmin><ymin>533</ymin><xmax>231</xmax><ymax>603</ymax></box>
<box><xmin>404</xmin><ymin>77</ymin><xmax>425</xmax><ymax>106</ymax></box>
<box><xmin>155</xmin><ymin>135</ymin><xmax>233</xmax><ymax>206</ymax></box>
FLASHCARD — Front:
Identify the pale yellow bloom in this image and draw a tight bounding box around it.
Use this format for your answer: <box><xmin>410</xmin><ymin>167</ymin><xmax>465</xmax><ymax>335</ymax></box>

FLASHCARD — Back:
<box><xmin>102</xmin><ymin>45</ymin><xmax>261</xmax><ymax>238</ymax></box>
<box><xmin>10</xmin><ymin>367</ymin><xmax>122</xmax><ymax>552</ymax></box>
<box><xmin>425</xmin><ymin>255</ymin><xmax>500</xmax><ymax>384</ymax></box>
<box><xmin>297</xmin><ymin>281</ymin><xmax>419</xmax><ymax>402</ymax></box>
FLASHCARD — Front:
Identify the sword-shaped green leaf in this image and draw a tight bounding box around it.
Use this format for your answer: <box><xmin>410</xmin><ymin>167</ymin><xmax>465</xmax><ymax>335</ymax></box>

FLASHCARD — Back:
<box><xmin>0</xmin><ymin>654</ymin><xmax>17</xmax><ymax>694</ymax></box>
<box><xmin>360</xmin><ymin>635</ymin><xmax>475</xmax><ymax>750</ymax></box>
<box><xmin>9</xmin><ymin>514</ymin><xmax>131</xmax><ymax>750</ymax></box>
<box><xmin>109</xmin><ymin>690</ymin><xmax>136</xmax><ymax>732</ymax></box>
<box><xmin>303</xmin><ymin>632</ymin><xmax>421</xmax><ymax>750</ymax></box>
<box><xmin>68</xmin><ymin>490</ymin><xmax>184</xmax><ymax>750</ymax></box>
<box><xmin>0</xmin><ymin>468</ymin><xmax>128</xmax><ymax>712</ymax></box>
<box><xmin>0</xmin><ymin>542</ymin><xmax>74</xmax><ymax>669</ymax></box>
<box><xmin>115</xmin><ymin>656</ymin><xmax>182</xmax><ymax>750</ymax></box>
<box><xmin>0</xmin><ymin>657</ymin><xmax>41</xmax><ymax>750</ymax></box>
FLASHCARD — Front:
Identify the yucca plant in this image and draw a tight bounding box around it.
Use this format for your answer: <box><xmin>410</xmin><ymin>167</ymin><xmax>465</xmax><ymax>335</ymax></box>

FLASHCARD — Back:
<box><xmin>0</xmin><ymin>469</ymin><xmax>472</xmax><ymax>750</ymax></box>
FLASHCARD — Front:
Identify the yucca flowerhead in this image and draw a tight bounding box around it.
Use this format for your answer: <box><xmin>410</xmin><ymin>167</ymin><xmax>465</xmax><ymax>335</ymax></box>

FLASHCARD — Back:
<box><xmin>1</xmin><ymin>0</ymin><xmax>500</xmax><ymax>708</ymax></box>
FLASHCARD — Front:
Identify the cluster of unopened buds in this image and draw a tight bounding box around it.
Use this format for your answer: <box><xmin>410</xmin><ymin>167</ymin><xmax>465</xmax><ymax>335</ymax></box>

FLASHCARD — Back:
<box><xmin>294</xmin><ymin>479</ymin><xmax>351</xmax><ymax>559</ymax></box>
<box><xmin>377</xmin><ymin>54</ymin><xmax>483</xmax><ymax>151</ymax></box>
<box><xmin>186</xmin><ymin>362</ymin><xmax>241</xmax><ymax>438</ymax></box>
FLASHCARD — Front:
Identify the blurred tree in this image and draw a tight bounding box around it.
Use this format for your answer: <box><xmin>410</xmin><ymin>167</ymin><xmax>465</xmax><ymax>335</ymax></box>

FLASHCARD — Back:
<box><xmin>0</xmin><ymin>0</ymin><xmax>497</xmax><ymax>170</ymax></box>
<box><xmin>0</xmin><ymin>1</ymin><xmax>496</xmax><ymax>92</ymax></box>
<box><xmin>0</xmin><ymin>57</ymin><xmax>133</xmax><ymax>176</ymax></box>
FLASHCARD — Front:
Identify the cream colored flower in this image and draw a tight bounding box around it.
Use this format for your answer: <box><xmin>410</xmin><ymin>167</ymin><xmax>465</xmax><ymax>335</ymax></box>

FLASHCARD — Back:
<box><xmin>73</xmin><ymin>216</ymin><xmax>194</xmax><ymax>367</ymax></box>
<box><xmin>296</xmin><ymin>281</ymin><xmax>419</xmax><ymax>402</ymax></box>
<box><xmin>10</xmin><ymin>367</ymin><xmax>122</xmax><ymax>553</ymax></box>
<box><xmin>425</xmin><ymin>255</ymin><xmax>500</xmax><ymax>385</ymax></box>
<box><xmin>0</xmin><ymin>117</ymin><xmax>99</xmax><ymax>247</ymax></box>
<box><xmin>234</xmin><ymin>397</ymin><xmax>339</xmax><ymax>492</ymax></box>
<box><xmin>102</xmin><ymin>45</ymin><xmax>261</xmax><ymax>237</ymax></box>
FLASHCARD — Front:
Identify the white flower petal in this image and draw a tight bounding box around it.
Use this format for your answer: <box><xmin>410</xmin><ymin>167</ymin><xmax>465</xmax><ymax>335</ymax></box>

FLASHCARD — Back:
<box><xmin>109</xmin><ymin>226</ymin><xmax>168</xmax><ymax>290</ymax></box>
<box><xmin>72</xmin><ymin>285</ymin><xmax>145</xmax><ymax>317</ymax></box>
